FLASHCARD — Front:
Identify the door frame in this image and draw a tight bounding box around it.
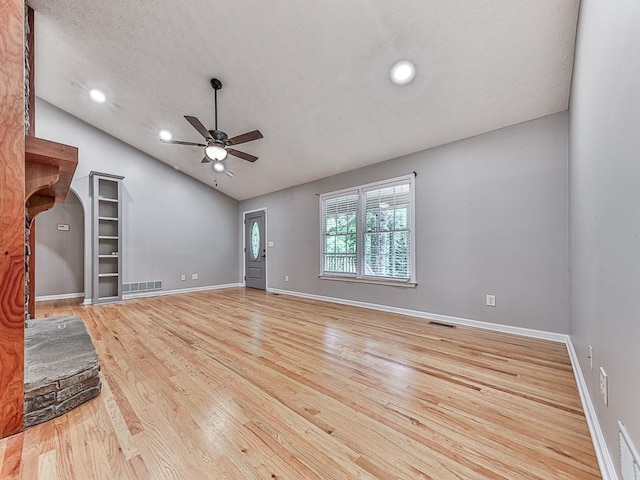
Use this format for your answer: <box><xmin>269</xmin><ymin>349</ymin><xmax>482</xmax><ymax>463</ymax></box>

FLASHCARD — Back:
<box><xmin>242</xmin><ymin>207</ymin><xmax>268</xmax><ymax>289</ymax></box>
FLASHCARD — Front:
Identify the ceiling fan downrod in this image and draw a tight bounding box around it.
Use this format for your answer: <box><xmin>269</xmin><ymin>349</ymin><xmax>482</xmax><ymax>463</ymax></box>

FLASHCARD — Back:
<box><xmin>210</xmin><ymin>78</ymin><xmax>222</xmax><ymax>132</ymax></box>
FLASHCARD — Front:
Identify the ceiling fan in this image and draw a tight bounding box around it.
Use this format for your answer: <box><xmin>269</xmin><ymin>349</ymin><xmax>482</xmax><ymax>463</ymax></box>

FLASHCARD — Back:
<box><xmin>160</xmin><ymin>78</ymin><xmax>263</xmax><ymax>175</ymax></box>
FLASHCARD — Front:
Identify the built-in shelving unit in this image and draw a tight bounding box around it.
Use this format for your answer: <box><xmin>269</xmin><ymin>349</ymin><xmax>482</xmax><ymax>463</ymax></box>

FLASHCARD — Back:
<box><xmin>91</xmin><ymin>172</ymin><xmax>124</xmax><ymax>304</ymax></box>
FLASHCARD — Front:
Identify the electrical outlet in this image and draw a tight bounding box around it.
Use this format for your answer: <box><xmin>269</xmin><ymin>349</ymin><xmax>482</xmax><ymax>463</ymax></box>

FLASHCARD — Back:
<box><xmin>181</xmin><ymin>274</ymin><xmax>186</xmax><ymax>281</ymax></box>
<box><xmin>285</xmin><ymin>275</ymin><xmax>289</xmax><ymax>282</ymax></box>
<box><xmin>191</xmin><ymin>273</ymin><xmax>198</xmax><ymax>280</ymax></box>
<box><xmin>588</xmin><ymin>346</ymin><xmax>593</xmax><ymax>370</ymax></box>
<box><xmin>599</xmin><ymin>367</ymin><xmax>608</xmax><ymax>406</ymax></box>
<box><xmin>486</xmin><ymin>295</ymin><xmax>496</xmax><ymax>307</ymax></box>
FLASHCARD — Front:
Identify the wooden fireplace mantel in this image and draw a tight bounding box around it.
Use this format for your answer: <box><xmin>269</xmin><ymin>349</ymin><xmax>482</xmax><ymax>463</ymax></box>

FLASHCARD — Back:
<box><xmin>25</xmin><ymin>135</ymin><xmax>78</xmax><ymax>217</ymax></box>
<box><xmin>25</xmin><ymin>135</ymin><xmax>78</xmax><ymax>319</ymax></box>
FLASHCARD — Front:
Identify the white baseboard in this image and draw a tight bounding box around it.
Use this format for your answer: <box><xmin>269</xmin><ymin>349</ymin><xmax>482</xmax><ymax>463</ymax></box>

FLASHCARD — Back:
<box><xmin>35</xmin><ymin>292</ymin><xmax>85</xmax><ymax>302</ymax></box>
<box><xmin>122</xmin><ymin>283</ymin><xmax>243</xmax><ymax>300</ymax></box>
<box><xmin>267</xmin><ymin>286</ymin><xmax>616</xmax><ymax>479</ymax></box>
<box><xmin>267</xmin><ymin>287</ymin><xmax>567</xmax><ymax>343</ymax></box>
<box><xmin>566</xmin><ymin>339</ymin><xmax>619</xmax><ymax>480</ymax></box>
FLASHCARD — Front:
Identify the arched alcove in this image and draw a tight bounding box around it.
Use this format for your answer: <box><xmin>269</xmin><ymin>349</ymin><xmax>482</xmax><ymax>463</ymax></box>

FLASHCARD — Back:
<box><xmin>34</xmin><ymin>189</ymin><xmax>85</xmax><ymax>302</ymax></box>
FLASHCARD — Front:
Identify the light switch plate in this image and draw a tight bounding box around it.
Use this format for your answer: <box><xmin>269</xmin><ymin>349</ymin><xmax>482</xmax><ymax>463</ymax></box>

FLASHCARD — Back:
<box><xmin>600</xmin><ymin>367</ymin><xmax>608</xmax><ymax>406</ymax></box>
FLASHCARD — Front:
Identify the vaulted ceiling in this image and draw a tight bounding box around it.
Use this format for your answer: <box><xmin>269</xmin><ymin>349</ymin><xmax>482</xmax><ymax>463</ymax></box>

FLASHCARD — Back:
<box><xmin>29</xmin><ymin>0</ymin><xmax>580</xmax><ymax>200</ymax></box>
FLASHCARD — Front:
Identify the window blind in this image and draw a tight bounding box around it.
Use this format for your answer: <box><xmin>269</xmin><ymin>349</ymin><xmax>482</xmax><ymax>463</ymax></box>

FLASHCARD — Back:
<box><xmin>322</xmin><ymin>192</ymin><xmax>358</xmax><ymax>274</ymax></box>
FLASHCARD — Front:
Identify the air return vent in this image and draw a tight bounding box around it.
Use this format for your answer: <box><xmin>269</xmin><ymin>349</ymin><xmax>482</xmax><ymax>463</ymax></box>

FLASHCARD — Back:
<box><xmin>619</xmin><ymin>421</ymin><xmax>640</xmax><ymax>480</ymax></box>
<box><xmin>123</xmin><ymin>280</ymin><xmax>162</xmax><ymax>293</ymax></box>
<box><xmin>429</xmin><ymin>321</ymin><xmax>456</xmax><ymax>329</ymax></box>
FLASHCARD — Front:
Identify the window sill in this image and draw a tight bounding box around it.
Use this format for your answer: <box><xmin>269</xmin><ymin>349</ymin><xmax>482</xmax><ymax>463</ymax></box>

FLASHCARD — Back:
<box><xmin>318</xmin><ymin>275</ymin><xmax>417</xmax><ymax>288</ymax></box>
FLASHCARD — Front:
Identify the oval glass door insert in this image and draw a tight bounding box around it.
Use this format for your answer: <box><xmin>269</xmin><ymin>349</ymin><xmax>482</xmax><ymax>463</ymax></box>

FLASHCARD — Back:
<box><xmin>251</xmin><ymin>221</ymin><xmax>260</xmax><ymax>260</ymax></box>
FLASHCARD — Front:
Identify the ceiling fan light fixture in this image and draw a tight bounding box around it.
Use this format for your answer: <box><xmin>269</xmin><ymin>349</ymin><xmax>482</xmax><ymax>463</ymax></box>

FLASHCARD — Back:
<box><xmin>205</xmin><ymin>143</ymin><xmax>228</xmax><ymax>161</ymax></box>
<box><xmin>212</xmin><ymin>160</ymin><xmax>226</xmax><ymax>173</ymax></box>
<box><xmin>390</xmin><ymin>60</ymin><xmax>416</xmax><ymax>86</ymax></box>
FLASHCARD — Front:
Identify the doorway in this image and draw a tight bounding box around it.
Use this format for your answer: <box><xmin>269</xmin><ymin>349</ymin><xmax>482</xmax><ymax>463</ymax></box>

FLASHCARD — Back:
<box><xmin>244</xmin><ymin>209</ymin><xmax>266</xmax><ymax>290</ymax></box>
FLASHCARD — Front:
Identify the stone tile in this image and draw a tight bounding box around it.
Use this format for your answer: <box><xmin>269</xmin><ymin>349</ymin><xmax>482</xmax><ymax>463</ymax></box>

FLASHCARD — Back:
<box><xmin>25</xmin><ymin>316</ymin><xmax>99</xmax><ymax>393</ymax></box>
<box><xmin>24</xmin><ymin>315</ymin><xmax>102</xmax><ymax>428</ymax></box>
<box><xmin>25</xmin><ymin>391</ymin><xmax>56</xmax><ymax>411</ymax></box>
<box><xmin>58</xmin><ymin>365</ymin><xmax>100</xmax><ymax>389</ymax></box>
<box><xmin>24</xmin><ymin>382</ymin><xmax>57</xmax><ymax>400</ymax></box>
<box><xmin>56</xmin><ymin>386</ymin><xmax>101</xmax><ymax>416</ymax></box>
<box><xmin>57</xmin><ymin>376</ymin><xmax>101</xmax><ymax>402</ymax></box>
<box><xmin>24</xmin><ymin>406</ymin><xmax>56</xmax><ymax>428</ymax></box>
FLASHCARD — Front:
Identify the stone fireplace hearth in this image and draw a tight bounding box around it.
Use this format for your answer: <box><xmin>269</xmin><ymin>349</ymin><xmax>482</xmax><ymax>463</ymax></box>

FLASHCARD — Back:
<box><xmin>24</xmin><ymin>316</ymin><xmax>101</xmax><ymax>428</ymax></box>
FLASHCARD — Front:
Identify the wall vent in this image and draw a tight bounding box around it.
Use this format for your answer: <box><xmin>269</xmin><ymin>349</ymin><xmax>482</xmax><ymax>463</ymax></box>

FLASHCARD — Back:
<box><xmin>619</xmin><ymin>421</ymin><xmax>640</xmax><ymax>480</ymax></box>
<box><xmin>429</xmin><ymin>321</ymin><xmax>456</xmax><ymax>329</ymax></box>
<box><xmin>122</xmin><ymin>280</ymin><xmax>162</xmax><ymax>293</ymax></box>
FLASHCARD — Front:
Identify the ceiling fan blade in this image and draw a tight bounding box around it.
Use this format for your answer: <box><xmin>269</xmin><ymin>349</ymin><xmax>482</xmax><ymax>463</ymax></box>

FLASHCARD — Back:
<box><xmin>184</xmin><ymin>115</ymin><xmax>212</xmax><ymax>140</ymax></box>
<box><xmin>201</xmin><ymin>156</ymin><xmax>212</xmax><ymax>163</ymax></box>
<box><xmin>226</xmin><ymin>130</ymin><xmax>263</xmax><ymax>146</ymax></box>
<box><xmin>228</xmin><ymin>148</ymin><xmax>258</xmax><ymax>163</ymax></box>
<box><xmin>160</xmin><ymin>138</ymin><xmax>207</xmax><ymax>147</ymax></box>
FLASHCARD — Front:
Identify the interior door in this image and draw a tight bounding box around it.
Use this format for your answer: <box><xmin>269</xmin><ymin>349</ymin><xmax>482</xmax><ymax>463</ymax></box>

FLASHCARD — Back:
<box><xmin>245</xmin><ymin>210</ymin><xmax>266</xmax><ymax>290</ymax></box>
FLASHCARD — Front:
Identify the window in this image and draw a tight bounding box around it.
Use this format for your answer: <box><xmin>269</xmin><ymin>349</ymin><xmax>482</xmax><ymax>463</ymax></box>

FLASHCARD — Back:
<box><xmin>320</xmin><ymin>175</ymin><xmax>415</xmax><ymax>285</ymax></box>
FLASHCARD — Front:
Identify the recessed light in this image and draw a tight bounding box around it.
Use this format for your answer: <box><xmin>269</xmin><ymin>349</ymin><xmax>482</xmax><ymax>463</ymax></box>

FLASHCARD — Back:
<box><xmin>390</xmin><ymin>60</ymin><xmax>416</xmax><ymax>86</ymax></box>
<box><xmin>89</xmin><ymin>88</ymin><xmax>106</xmax><ymax>103</ymax></box>
<box><xmin>159</xmin><ymin>129</ymin><xmax>172</xmax><ymax>141</ymax></box>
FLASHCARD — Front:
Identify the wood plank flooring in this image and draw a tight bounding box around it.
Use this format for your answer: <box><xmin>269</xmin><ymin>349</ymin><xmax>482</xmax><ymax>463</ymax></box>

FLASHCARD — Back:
<box><xmin>1</xmin><ymin>288</ymin><xmax>600</xmax><ymax>479</ymax></box>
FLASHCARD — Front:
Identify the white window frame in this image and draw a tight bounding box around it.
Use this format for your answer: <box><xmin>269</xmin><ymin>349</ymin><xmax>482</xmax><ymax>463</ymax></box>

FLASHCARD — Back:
<box><xmin>319</xmin><ymin>174</ymin><xmax>416</xmax><ymax>287</ymax></box>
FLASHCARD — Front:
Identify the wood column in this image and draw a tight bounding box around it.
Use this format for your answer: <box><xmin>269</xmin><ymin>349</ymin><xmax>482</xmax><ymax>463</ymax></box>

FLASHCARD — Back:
<box><xmin>0</xmin><ymin>0</ymin><xmax>26</xmax><ymax>438</ymax></box>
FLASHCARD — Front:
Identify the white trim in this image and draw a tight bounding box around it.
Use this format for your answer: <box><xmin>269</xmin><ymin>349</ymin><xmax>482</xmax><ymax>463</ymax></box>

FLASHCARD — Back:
<box><xmin>123</xmin><ymin>283</ymin><xmax>243</xmax><ymax>300</ymax></box>
<box><xmin>619</xmin><ymin>421</ymin><xmax>640</xmax><ymax>474</ymax></box>
<box><xmin>83</xmin><ymin>298</ymin><xmax>92</xmax><ymax>306</ymax></box>
<box><xmin>242</xmin><ymin>207</ymin><xmax>268</xmax><ymax>290</ymax></box>
<box><xmin>566</xmin><ymin>340</ymin><xmax>619</xmax><ymax>480</ymax></box>
<box><xmin>266</xmin><ymin>286</ymin><xmax>617</xmax><ymax>480</ymax></box>
<box><xmin>268</xmin><ymin>287</ymin><xmax>567</xmax><ymax>342</ymax></box>
<box><xmin>319</xmin><ymin>275</ymin><xmax>417</xmax><ymax>288</ymax></box>
<box><xmin>319</xmin><ymin>174</ymin><xmax>416</xmax><ymax>282</ymax></box>
<box><xmin>318</xmin><ymin>173</ymin><xmax>415</xmax><ymax>198</ymax></box>
<box><xmin>35</xmin><ymin>292</ymin><xmax>85</xmax><ymax>302</ymax></box>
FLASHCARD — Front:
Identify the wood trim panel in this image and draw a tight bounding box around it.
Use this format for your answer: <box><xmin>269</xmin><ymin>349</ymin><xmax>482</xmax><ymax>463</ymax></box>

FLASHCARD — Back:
<box><xmin>0</xmin><ymin>0</ymin><xmax>26</xmax><ymax>439</ymax></box>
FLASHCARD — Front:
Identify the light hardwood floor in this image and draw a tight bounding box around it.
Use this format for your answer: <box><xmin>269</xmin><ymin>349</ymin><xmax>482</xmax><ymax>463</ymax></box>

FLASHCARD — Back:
<box><xmin>1</xmin><ymin>288</ymin><xmax>600</xmax><ymax>479</ymax></box>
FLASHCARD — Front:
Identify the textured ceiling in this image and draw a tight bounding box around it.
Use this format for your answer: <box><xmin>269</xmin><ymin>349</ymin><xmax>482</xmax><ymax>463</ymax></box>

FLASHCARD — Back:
<box><xmin>29</xmin><ymin>0</ymin><xmax>580</xmax><ymax>201</ymax></box>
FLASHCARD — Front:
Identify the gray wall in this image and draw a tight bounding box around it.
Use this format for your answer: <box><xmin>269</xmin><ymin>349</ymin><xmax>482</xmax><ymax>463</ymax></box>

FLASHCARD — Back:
<box><xmin>35</xmin><ymin>190</ymin><xmax>84</xmax><ymax>297</ymax></box>
<box><xmin>569</xmin><ymin>0</ymin><xmax>640</xmax><ymax>472</ymax></box>
<box><xmin>36</xmin><ymin>99</ymin><xmax>240</xmax><ymax>300</ymax></box>
<box><xmin>240</xmin><ymin>112</ymin><xmax>569</xmax><ymax>333</ymax></box>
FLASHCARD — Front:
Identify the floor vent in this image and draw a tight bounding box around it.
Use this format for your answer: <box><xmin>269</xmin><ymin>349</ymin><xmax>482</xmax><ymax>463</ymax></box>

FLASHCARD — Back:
<box><xmin>123</xmin><ymin>280</ymin><xmax>162</xmax><ymax>293</ymax></box>
<box><xmin>429</xmin><ymin>321</ymin><xmax>456</xmax><ymax>329</ymax></box>
<box><xmin>619</xmin><ymin>421</ymin><xmax>640</xmax><ymax>480</ymax></box>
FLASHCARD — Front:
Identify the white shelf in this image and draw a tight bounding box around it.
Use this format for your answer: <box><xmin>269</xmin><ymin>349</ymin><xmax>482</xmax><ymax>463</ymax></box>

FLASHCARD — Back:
<box><xmin>96</xmin><ymin>296</ymin><xmax>120</xmax><ymax>302</ymax></box>
<box><xmin>92</xmin><ymin>172</ymin><xmax>124</xmax><ymax>305</ymax></box>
